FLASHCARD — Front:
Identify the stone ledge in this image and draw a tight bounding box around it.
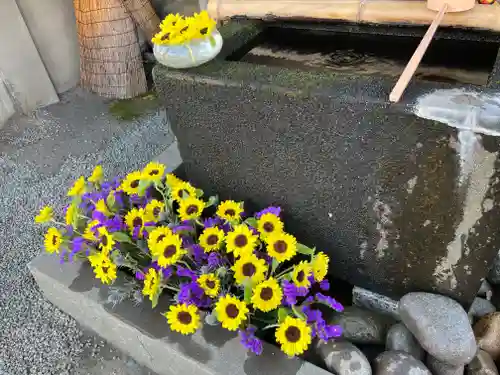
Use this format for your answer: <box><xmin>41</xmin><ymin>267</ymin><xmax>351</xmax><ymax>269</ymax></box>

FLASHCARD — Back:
<box><xmin>28</xmin><ymin>254</ymin><xmax>331</xmax><ymax>375</ymax></box>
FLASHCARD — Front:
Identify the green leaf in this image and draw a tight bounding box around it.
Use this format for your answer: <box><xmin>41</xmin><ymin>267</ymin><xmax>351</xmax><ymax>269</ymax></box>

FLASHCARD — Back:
<box><xmin>112</xmin><ymin>232</ymin><xmax>132</xmax><ymax>243</ymax></box>
<box><xmin>244</xmin><ymin>281</ymin><xmax>253</xmax><ymax>304</ymax></box>
<box><xmin>245</xmin><ymin>217</ymin><xmax>258</xmax><ymax>227</ymax></box>
<box><xmin>209</xmin><ymin>35</ymin><xmax>216</xmax><ymax>48</ymax></box>
<box><xmin>138</xmin><ymin>179</ymin><xmax>151</xmax><ymax>197</ymax></box>
<box><xmin>195</xmin><ymin>188</ymin><xmax>204</xmax><ymax>198</ymax></box>
<box><xmin>106</xmin><ymin>192</ymin><xmax>116</xmax><ymax>209</ymax></box>
<box><xmin>155</xmin><ymin>180</ymin><xmax>165</xmax><ymax>190</ymax></box>
<box><xmin>271</xmin><ymin>258</ymin><xmax>279</xmax><ymax>273</ymax></box>
<box><xmin>151</xmin><ymin>290</ymin><xmax>160</xmax><ymax>309</ymax></box>
<box><xmin>278</xmin><ymin>308</ymin><xmax>291</xmax><ymax>323</ymax></box>
<box><xmin>206</xmin><ymin>195</ymin><xmax>219</xmax><ymax>208</ymax></box>
<box><xmin>297</xmin><ymin>243</ymin><xmax>315</xmax><ymax>256</ymax></box>
<box><xmin>292</xmin><ymin>305</ymin><xmax>306</xmax><ymax>320</ymax></box>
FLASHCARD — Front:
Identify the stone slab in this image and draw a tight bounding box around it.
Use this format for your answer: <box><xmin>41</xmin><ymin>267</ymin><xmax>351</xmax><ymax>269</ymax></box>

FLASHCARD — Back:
<box><xmin>0</xmin><ymin>79</ymin><xmax>15</xmax><ymax>127</ymax></box>
<box><xmin>154</xmin><ymin>21</ymin><xmax>500</xmax><ymax>305</ymax></box>
<box><xmin>29</xmin><ymin>253</ymin><xmax>330</xmax><ymax>375</ymax></box>
<box><xmin>0</xmin><ymin>0</ymin><xmax>59</xmax><ymax>112</ymax></box>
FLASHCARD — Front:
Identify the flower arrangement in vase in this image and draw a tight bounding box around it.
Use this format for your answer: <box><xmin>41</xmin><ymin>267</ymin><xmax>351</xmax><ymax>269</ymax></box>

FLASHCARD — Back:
<box><xmin>152</xmin><ymin>11</ymin><xmax>223</xmax><ymax>69</ymax></box>
<box><xmin>35</xmin><ymin>162</ymin><xmax>343</xmax><ymax>357</ymax></box>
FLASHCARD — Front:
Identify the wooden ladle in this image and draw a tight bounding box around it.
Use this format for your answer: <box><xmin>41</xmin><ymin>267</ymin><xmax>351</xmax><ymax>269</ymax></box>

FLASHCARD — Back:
<box><xmin>389</xmin><ymin>0</ymin><xmax>476</xmax><ymax>102</ymax></box>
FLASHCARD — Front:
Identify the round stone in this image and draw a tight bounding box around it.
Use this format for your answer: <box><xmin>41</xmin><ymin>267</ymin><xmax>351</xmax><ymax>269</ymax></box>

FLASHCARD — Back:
<box><xmin>386</xmin><ymin>323</ymin><xmax>424</xmax><ymax>360</ymax></box>
<box><xmin>374</xmin><ymin>351</ymin><xmax>432</xmax><ymax>375</ymax></box>
<box><xmin>399</xmin><ymin>292</ymin><xmax>477</xmax><ymax>365</ymax></box>
<box><xmin>316</xmin><ymin>340</ymin><xmax>372</xmax><ymax>375</ymax></box>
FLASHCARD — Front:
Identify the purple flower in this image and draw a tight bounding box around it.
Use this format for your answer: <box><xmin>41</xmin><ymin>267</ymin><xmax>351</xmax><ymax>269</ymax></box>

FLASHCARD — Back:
<box><xmin>161</xmin><ymin>266</ymin><xmax>173</xmax><ymax>279</ymax></box>
<box><xmin>101</xmin><ymin>177</ymin><xmax>121</xmax><ymax>191</ymax></box>
<box><xmin>104</xmin><ymin>215</ymin><xmax>126</xmax><ymax>232</ymax></box>
<box><xmin>177</xmin><ymin>266</ymin><xmax>196</xmax><ymax>280</ymax></box>
<box><xmin>178</xmin><ymin>281</ymin><xmax>211</xmax><ymax>308</ymax></box>
<box><xmin>248</xmin><ymin>226</ymin><xmax>259</xmax><ymax>236</ymax></box>
<box><xmin>190</xmin><ymin>244</ymin><xmax>207</xmax><ymax>265</ymax></box>
<box><xmin>282</xmin><ymin>280</ymin><xmax>309</xmax><ymax>306</ymax></box>
<box><xmin>135</xmin><ymin>271</ymin><xmax>145</xmax><ymax>280</ymax></box>
<box><xmin>203</xmin><ymin>217</ymin><xmax>221</xmax><ymax>228</ymax></box>
<box><xmin>172</xmin><ymin>224</ymin><xmax>194</xmax><ymax>233</ymax></box>
<box><xmin>319</xmin><ymin>279</ymin><xmax>330</xmax><ymax>291</ymax></box>
<box><xmin>315</xmin><ymin>293</ymin><xmax>344</xmax><ymax>312</ymax></box>
<box><xmin>65</xmin><ymin>225</ymin><xmax>74</xmax><ymax>237</ymax></box>
<box><xmin>68</xmin><ymin>237</ymin><xmax>85</xmax><ymax>263</ymax></box>
<box><xmin>315</xmin><ymin>320</ymin><xmax>342</xmax><ymax>341</ymax></box>
<box><xmin>207</xmin><ymin>252</ymin><xmax>222</xmax><ymax>268</ymax></box>
<box><xmin>239</xmin><ymin>327</ymin><xmax>263</xmax><ymax>356</ymax></box>
<box><xmin>303</xmin><ymin>306</ymin><xmax>323</xmax><ymax>324</ymax></box>
<box><xmin>255</xmin><ymin>206</ymin><xmax>281</xmax><ymax>219</ymax></box>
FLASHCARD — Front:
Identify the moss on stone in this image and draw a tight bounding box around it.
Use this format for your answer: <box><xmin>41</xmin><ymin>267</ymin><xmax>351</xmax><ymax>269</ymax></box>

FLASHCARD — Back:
<box><xmin>109</xmin><ymin>92</ymin><xmax>161</xmax><ymax>121</ymax></box>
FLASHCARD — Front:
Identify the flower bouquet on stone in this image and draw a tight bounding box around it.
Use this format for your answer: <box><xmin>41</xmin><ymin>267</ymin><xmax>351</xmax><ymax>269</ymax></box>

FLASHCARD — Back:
<box><xmin>35</xmin><ymin>162</ymin><xmax>343</xmax><ymax>357</ymax></box>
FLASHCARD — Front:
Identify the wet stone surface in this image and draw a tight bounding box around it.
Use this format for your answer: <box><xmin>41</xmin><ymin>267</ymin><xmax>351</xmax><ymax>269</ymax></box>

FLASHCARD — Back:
<box><xmin>385</xmin><ymin>323</ymin><xmax>424</xmax><ymax>360</ymax></box>
<box><xmin>316</xmin><ymin>340</ymin><xmax>372</xmax><ymax>375</ymax></box>
<box><xmin>374</xmin><ymin>351</ymin><xmax>432</xmax><ymax>375</ymax></box>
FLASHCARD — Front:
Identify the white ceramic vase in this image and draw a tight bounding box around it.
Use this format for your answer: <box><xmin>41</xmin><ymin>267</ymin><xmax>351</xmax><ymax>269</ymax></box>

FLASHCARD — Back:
<box><xmin>153</xmin><ymin>30</ymin><xmax>223</xmax><ymax>69</ymax></box>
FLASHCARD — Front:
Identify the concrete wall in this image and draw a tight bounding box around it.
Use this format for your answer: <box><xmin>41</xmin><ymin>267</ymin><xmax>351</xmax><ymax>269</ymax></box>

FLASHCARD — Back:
<box><xmin>16</xmin><ymin>0</ymin><xmax>80</xmax><ymax>94</ymax></box>
<box><xmin>0</xmin><ymin>79</ymin><xmax>15</xmax><ymax>126</ymax></box>
<box><xmin>0</xmin><ymin>0</ymin><xmax>58</xmax><ymax>115</ymax></box>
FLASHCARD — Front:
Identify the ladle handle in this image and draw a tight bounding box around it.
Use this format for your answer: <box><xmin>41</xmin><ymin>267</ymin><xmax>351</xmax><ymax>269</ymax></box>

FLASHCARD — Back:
<box><xmin>389</xmin><ymin>3</ymin><xmax>448</xmax><ymax>103</ymax></box>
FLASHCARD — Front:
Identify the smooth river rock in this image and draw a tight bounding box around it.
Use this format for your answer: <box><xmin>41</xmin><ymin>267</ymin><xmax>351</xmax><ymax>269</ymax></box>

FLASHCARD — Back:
<box><xmin>399</xmin><ymin>292</ymin><xmax>477</xmax><ymax>365</ymax></box>
<box><xmin>469</xmin><ymin>298</ymin><xmax>496</xmax><ymax>320</ymax></box>
<box><xmin>474</xmin><ymin>313</ymin><xmax>500</xmax><ymax>360</ymax></box>
<box><xmin>317</xmin><ymin>340</ymin><xmax>372</xmax><ymax>375</ymax></box>
<box><xmin>427</xmin><ymin>355</ymin><xmax>465</xmax><ymax>375</ymax></box>
<box><xmin>386</xmin><ymin>323</ymin><xmax>424</xmax><ymax>360</ymax></box>
<box><xmin>374</xmin><ymin>351</ymin><xmax>431</xmax><ymax>375</ymax></box>
<box><xmin>329</xmin><ymin>306</ymin><xmax>395</xmax><ymax>345</ymax></box>
<box><xmin>466</xmin><ymin>350</ymin><xmax>499</xmax><ymax>375</ymax></box>
<box><xmin>352</xmin><ymin>286</ymin><xmax>400</xmax><ymax>320</ymax></box>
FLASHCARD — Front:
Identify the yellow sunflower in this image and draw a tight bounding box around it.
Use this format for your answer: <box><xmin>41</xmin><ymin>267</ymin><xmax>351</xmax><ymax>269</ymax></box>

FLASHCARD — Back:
<box><xmin>142</xmin><ymin>268</ymin><xmax>160</xmax><ymax>301</ymax></box>
<box><xmin>215</xmin><ymin>295</ymin><xmax>249</xmax><ymax>331</ymax></box>
<box><xmin>232</xmin><ymin>253</ymin><xmax>267</xmax><ymax>285</ymax></box>
<box><xmin>44</xmin><ymin>227</ymin><xmax>63</xmax><ymax>254</ymax></box>
<box><xmin>35</xmin><ymin>206</ymin><xmax>53</xmax><ymax>224</ymax></box>
<box><xmin>275</xmin><ymin>316</ymin><xmax>312</xmax><ymax>357</ymax></box>
<box><xmin>165</xmin><ymin>303</ymin><xmax>200</xmax><ymax>335</ymax></box>
<box><xmin>292</xmin><ymin>261</ymin><xmax>312</xmax><ymax>288</ymax></box>
<box><xmin>95</xmin><ymin>199</ymin><xmax>111</xmax><ymax>216</ymax></box>
<box><xmin>97</xmin><ymin>226</ymin><xmax>115</xmax><ymax>255</ymax></box>
<box><xmin>197</xmin><ymin>273</ymin><xmax>220</xmax><ymax>297</ymax></box>
<box><xmin>199</xmin><ymin>227</ymin><xmax>225</xmax><ymax>252</ymax></box>
<box><xmin>160</xmin><ymin>13</ymin><xmax>184</xmax><ymax>30</ymax></box>
<box><xmin>191</xmin><ymin>10</ymin><xmax>216</xmax><ymax>39</ymax></box>
<box><xmin>312</xmin><ymin>252</ymin><xmax>329</xmax><ymax>282</ymax></box>
<box><xmin>178</xmin><ymin>197</ymin><xmax>205</xmax><ymax>222</ymax></box>
<box><xmin>145</xmin><ymin>199</ymin><xmax>165</xmax><ymax>222</ymax></box>
<box><xmin>83</xmin><ymin>220</ymin><xmax>99</xmax><ymax>242</ymax></box>
<box><xmin>257</xmin><ymin>213</ymin><xmax>284</xmax><ymax>240</ymax></box>
<box><xmin>124</xmin><ymin>208</ymin><xmax>145</xmax><ymax>236</ymax></box>
<box><xmin>64</xmin><ymin>204</ymin><xmax>77</xmax><ymax>226</ymax></box>
<box><xmin>88</xmin><ymin>165</ymin><xmax>103</xmax><ymax>184</ymax></box>
<box><xmin>88</xmin><ymin>251</ymin><xmax>107</xmax><ymax>267</ymax></box>
<box><xmin>67</xmin><ymin>176</ymin><xmax>86</xmax><ymax>197</ymax></box>
<box><xmin>152</xmin><ymin>234</ymin><xmax>186</xmax><ymax>267</ymax></box>
<box><xmin>119</xmin><ymin>171</ymin><xmax>142</xmax><ymax>196</ymax></box>
<box><xmin>147</xmin><ymin>226</ymin><xmax>173</xmax><ymax>252</ymax></box>
<box><xmin>251</xmin><ymin>277</ymin><xmax>283</xmax><ymax>312</ymax></box>
<box><xmin>216</xmin><ymin>200</ymin><xmax>243</xmax><ymax>222</ymax></box>
<box><xmin>266</xmin><ymin>232</ymin><xmax>297</xmax><ymax>263</ymax></box>
<box><xmin>166</xmin><ymin>173</ymin><xmax>183</xmax><ymax>189</ymax></box>
<box><xmin>142</xmin><ymin>162</ymin><xmax>166</xmax><ymax>182</ymax></box>
<box><xmin>171</xmin><ymin>181</ymin><xmax>197</xmax><ymax>202</ymax></box>
<box><xmin>92</xmin><ymin>258</ymin><xmax>117</xmax><ymax>285</ymax></box>
<box><xmin>226</xmin><ymin>225</ymin><xmax>258</xmax><ymax>258</ymax></box>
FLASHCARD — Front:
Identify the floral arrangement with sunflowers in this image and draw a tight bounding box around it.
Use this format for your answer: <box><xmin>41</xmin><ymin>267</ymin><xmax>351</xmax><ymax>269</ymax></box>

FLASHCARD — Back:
<box><xmin>35</xmin><ymin>162</ymin><xmax>343</xmax><ymax>357</ymax></box>
<box><xmin>152</xmin><ymin>11</ymin><xmax>217</xmax><ymax>47</ymax></box>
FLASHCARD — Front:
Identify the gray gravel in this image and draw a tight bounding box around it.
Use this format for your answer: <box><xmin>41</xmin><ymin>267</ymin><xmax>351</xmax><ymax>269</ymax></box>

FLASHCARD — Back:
<box><xmin>0</xmin><ymin>88</ymin><xmax>174</xmax><ymax>374</ymax></box>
